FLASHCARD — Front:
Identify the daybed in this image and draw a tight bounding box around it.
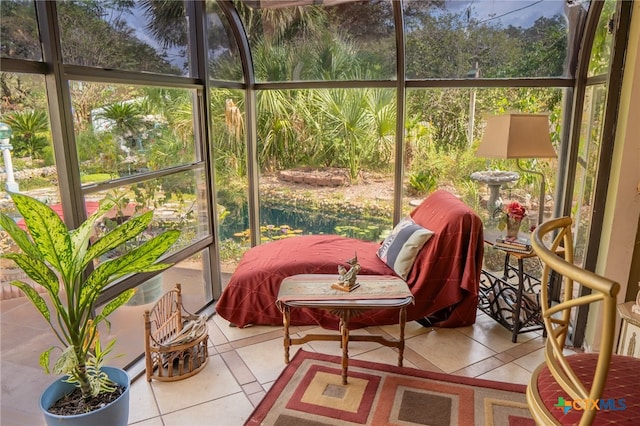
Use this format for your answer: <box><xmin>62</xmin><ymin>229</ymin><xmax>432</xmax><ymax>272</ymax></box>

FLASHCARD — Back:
<box><xmin>216</xmin><ymin>189</ymin><xmax>483</xmax><ymax>329</ymax></box>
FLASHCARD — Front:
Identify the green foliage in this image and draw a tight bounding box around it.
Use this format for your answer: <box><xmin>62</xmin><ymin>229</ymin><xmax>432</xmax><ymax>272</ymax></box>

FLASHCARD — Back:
<box><xmin>210</xmin><ymin>88</ymin><xmax>247</xmax><ymax>179</ymax></box>
<box><xmin>0</xmin><ymin>0</ymin><xmax>40</xmax><ymax>61</ymax></box>
<box><xmin>459</xmin><ymin>180</ymin><xmax>483</xmax><ymax>217</ymax></box>
<box><xmin>588</xmin><ymin>0</ymin><xmax>616</xmax><ymax>76</ymax></box>
<box><xmin>15</xmin><ymin>176</ymin><xmax>52</xmax><ymax>191</ymax></box>
<box><xmin>407</xmin><ymin>171</ymin><xmax>436</xmax><ymax>196</ymax></box>
<box><xmin>232</xmin><ymin>224</ymin><xmax>303</xmax><ymax>243</ymax></box>
<box><xmin>95</xmin><ymin>101</ymin><xmax>148</xmax><ymax>149</ymax></box>
<box><xmin>404</xmin><ymin>7</ymin><xmax>567</xmax><ymax>79</ymax></box>
<box><xmin>56</xmin><ymin>1</ymin><xmax>180</xmax><ymax>74</ymax></box>
<box><xmin>215</xmin><ymin>178</ymin><xmax>248</xmax><ymax>220</ymax></box>
<box><xmin>218</xmin><ymin>238</ymin><xmax>248</xmax><ymax>263</ymax></box>
<box><xmin>81</xmin><ymin>173</ymin><xmax>114</xmax><ymax>184</ymax></box>
<box><xmin>0</xmin><ymin>193</ymin><xmax>179</xmax><ymax>402</ymax></box>
<box><xmin>315</xmin><ymin>89</ymin><xmax>368</xmax><ymax>180</ymax></box>
<box><xmin>2</xmin><ymin>109</ymin><xmax>50</xmax><ymax>159</ymax></box>
<box><xmin>76</xmin><ymin>130</ymin><xmax>120</xmax><ymax>176</ymax></box>
<box><xmin>406</xmin><ymin>88</ymin><xmax>470</xmax><ymax>152</ymax></box>
<box><xmin>334</xmin><ymin>225</ymin><xmax>381</xmax><ymax>241</ymax></box>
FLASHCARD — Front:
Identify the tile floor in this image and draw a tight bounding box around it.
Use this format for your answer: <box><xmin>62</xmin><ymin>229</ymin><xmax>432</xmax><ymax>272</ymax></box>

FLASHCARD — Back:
<box><xmin>121</xmin><ymin>309</ymin><xmax>547</xmax><ymax>426</ymax></box>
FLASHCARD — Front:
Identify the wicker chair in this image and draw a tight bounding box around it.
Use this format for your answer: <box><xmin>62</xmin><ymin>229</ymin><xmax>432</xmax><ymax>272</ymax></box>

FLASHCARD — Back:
<box><xmin>527</xmin><ymin>217</ymin><xmax>640</xmax><ymax>425</ymax></box>
<box><xmin>144</xmin><ymin>283</ymin><xmax>209</xmax><ymax>381</ymax></box>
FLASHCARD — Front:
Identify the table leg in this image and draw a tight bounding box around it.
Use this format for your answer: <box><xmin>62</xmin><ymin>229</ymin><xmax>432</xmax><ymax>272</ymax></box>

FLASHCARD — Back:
<box><xmin>398</xmin><ymin>306</ymin><xmax>406</xmax><ymax>367</ymax></box>
<box><xmin>511</xmin><ymin>258</ymin><xmax>525</xmax><ymax>343</ymax></box>
<box><xmin>283</xmin><ymin>306</ymin><xmax>291</xmax><ymax>364</ymax></box>
<box><xmin>340</xmin><ymin>310</ymin><xmax>350</xmax><ymax>385</ymax></box>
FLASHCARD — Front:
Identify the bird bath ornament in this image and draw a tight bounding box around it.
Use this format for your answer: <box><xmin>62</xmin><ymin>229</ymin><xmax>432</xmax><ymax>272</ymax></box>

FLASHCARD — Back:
<box><xmin>470</xmin><ymin>170</ymin><xmax>519</xmax><ymax>214</ymax></box>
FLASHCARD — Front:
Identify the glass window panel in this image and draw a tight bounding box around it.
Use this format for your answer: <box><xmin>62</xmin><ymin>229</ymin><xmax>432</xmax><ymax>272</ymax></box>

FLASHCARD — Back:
<box><xmin>0</xmin><ymin>74</ymin><xmax>60</xmax><ymax>420</ymax></box>
<box><xmin>237</xmin><ymin>0</ymin><xmax>396</xmax><ymax>82</ymax></box>
<box><xmin>571</xmin><ymin>84</ymin><xmax>606</xmax><ymax>269</ymax></box>
<box><xmin>209</xmin><ymin>88</ymin><xmax>249</xmax><ymax>273</ymax></box>
<box><xmin>404</xmin><ymin>0</ymin><xmax>571</xmax><ymax>79</ymax></box>
<box><xmin>255</xmin><ymin>88</ymin><xmax>394</xmax><ymax>245</ymax></box>
<box><xmin>1</xmin><ymin>72</ymin><xmax>60</xmax><ymax>221</ymax></box>
<box><xmin>405</xmin><ymin>86</ymin><xmax>564</xmax><ymax>221</ymax></box>
<box><xmin>587</xmin><ymin>0</ymin><xmax>615</xmax><ymax>77</ymax></box>
<box><xmin>206</xmin><ymin>1</ymin><xmax>243</xmax><ymax>82</ymax></box>
<box><xmin>89</xmin><ymin>168</ymin><xmax>210</xmax><ymax>261</ymax></box>
<box><xmin>0</xmin><ymin>0</ymin><xmax>42</xmax><ymax>61</ymax></box>
<box><xmin>70</xmin><ymin>83</ymin><xmax>198</xmax><ymax>183</ymax></box>
<box><xmin>96</xmin><ymin>251</ymin><xmax>213</xmax><ymax>369</ymax></box>
<box><xmin>57</xmin><ymin>0</ymin><xmax>189</xmax><ymax>75</ymax></box>
<box><xmin>406</xmin><ymin>86</ymin><xmax>564</xmax><ymax>276</ymax></box>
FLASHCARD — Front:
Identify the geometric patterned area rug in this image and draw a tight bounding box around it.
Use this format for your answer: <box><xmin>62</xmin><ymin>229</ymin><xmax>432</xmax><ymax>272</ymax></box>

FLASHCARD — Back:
<box><xmin>246</xmin><ymin>349</ymin><xmax>534</xmax><ymax>426</ymax></box>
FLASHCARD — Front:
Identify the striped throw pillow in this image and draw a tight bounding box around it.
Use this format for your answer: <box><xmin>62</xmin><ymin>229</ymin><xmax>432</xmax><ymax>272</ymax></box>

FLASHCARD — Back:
<box><xmin>377</xmin><ymin>217</ymin><xmax>434</xmax><ymax>279</ymax></box>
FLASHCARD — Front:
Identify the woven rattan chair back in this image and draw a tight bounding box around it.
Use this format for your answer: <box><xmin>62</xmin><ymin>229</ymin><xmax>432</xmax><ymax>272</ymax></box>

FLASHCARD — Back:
<box><xmin>144</xmin><ymin>283</ymin><xmax>209</xmax><ymax>381</ymax></box>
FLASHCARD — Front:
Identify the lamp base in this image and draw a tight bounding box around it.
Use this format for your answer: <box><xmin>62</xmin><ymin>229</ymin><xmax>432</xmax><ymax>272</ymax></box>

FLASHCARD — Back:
<box><xmin>516</xmin><ymin>160</ymin><xmax>546</xmax><ymax>226</ymax></box>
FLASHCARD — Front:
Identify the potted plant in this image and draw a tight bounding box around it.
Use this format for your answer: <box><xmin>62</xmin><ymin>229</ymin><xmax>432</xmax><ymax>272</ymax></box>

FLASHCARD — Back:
<box><xmin>0</xmin><ymin>192</ymin><xmax>180</xmax><ymax>425</ymax></box>
<box><xmin>494</xmin><ymin>200</ymin><xmax>528</xmax><ymax>238</ymax></box>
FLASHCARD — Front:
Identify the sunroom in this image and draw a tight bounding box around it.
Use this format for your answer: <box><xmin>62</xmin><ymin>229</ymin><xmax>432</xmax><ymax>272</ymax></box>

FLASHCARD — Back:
<box><xmin>1</xmin><ymin>0</ymin><xmax>639</xmax><ymax>424</ymax></box>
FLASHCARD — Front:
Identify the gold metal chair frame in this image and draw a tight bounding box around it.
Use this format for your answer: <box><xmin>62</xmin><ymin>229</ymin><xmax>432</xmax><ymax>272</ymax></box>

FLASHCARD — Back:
<box><xmin>526</xmin><ymin>216</ymin><xmax>619</xmax><ymax>425</ymax></box>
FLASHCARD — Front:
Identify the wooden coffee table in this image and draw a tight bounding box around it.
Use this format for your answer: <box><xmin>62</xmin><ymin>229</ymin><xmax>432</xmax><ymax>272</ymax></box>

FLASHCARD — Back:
<box><xmin>276</xmin><ymin>274</ymin><xmax>413</xmax><ymax>384</ymax></box>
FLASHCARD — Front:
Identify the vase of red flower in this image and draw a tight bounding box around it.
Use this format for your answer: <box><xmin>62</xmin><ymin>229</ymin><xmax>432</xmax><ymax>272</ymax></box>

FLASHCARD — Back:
<box><xmin>495</xmin><ymin>201</ymin><xmax>527</xmax><ymax>238</ymax></box>
<box><xmin>506</xmin><ymin>216</ymin><xmax>521</xmax><ymax>238</ymax></box>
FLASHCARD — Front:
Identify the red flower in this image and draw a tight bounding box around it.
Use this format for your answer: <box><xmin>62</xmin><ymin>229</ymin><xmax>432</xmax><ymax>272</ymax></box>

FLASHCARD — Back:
<box><xmin>506</xmin><ymin>201</ymin><xmax>526</xmax><ymax>221</ymax></box>
<box><xmin>494</xmin><ymin>201</ymin><xmax>527</xmax><ymax>232</ymax></box>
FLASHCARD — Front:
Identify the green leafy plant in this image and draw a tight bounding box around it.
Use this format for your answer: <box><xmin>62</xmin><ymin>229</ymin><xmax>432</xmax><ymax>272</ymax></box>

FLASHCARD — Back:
<box><xmin>407</xmin><ymin>171</ymin><xmax>437</xmax><ymax>196</ymax></box>
<box><xmin>0</xmin><ymin>193</ymin><xmax>180</xmax><ymax>407</ymax></box>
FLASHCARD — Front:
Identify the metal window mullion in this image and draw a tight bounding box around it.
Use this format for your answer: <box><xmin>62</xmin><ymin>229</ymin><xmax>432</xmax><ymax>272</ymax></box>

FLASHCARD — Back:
<box><xmin>392</xmin><ymin>0</ymin><xmax>405</xmax><ymax>226</ymax></box>
<box><xmin>219</xmin><ymin>1</ymin><xmax>260</xmax><ymax>247</ymax></box>
<box><xmin>559</xmin><ymin>1</ymin><xmax>604</xmax><ymax>219</ymax></box>
<box><xmin>573</xmin><ymin>0</ymin><xmax>633</xmax><ymax>348</ymax></box>
<box><xmin>406</xmin><ymin>78</ymin><xmax>573</xmax><ymax>89</ymax></box>
<box><xmin>0</xmin><ymin>58</ymin><xmax>47</xmax><ymax>74</ymax></box>
<box><xmin>36</xmin><ymin>1</ymin><xmax>85</xmax><ymax>229</ymax></box>
<box><xmin>80</xmin><ymin>162</ymin><xmax>205</xmax><ymax>196</ymax></box>
<box><xmin>253</xmin><ymin>78</ymin><xmax>572</xmax><ymax>91</ymax></box>
<box><xmin>187</xmin><ymin>0</ymin><xmax>221</xmax><ymax>300</ymax></box>
<box><xmin>97</xmin><ymin>234</ymin><xmax>214</xmax><ymax>304</ymax></box>
<box><xmin>63</xmin><ymin>65</ymin><xmax>202</xmax><ymax>88</ymax></box>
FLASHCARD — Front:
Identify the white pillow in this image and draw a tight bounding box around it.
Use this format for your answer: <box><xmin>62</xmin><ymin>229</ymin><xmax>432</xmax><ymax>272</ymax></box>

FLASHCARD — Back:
<box><xmin>377</xmin><ymin>217</ymin><xmax>434</xmax><ymax>279</ymax></box>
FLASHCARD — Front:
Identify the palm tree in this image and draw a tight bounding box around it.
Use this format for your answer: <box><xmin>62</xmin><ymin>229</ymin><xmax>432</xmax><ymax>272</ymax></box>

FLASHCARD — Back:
<box><xmin>95</xmin><ymin>101</ymin><xmax>146</xmax><ymax>150</ymax></box>
<box><xmin>3</xmin><ymin>109</ymin><xmax>50</xmax><ymax>159</ymax></box>
<box><xmin>315</xmin><ymin>88</ymin><xmax>368</xmax><ymax>181</ymax></box>
<box><xmin>139</xmin><ymin>0</ymin><xmax>187</xmax><ymax>49</ymax></box>
<box><xmin>234</xmin><ymin>1</ymin><xmax>327</xmax><ymax>44</ymax></box>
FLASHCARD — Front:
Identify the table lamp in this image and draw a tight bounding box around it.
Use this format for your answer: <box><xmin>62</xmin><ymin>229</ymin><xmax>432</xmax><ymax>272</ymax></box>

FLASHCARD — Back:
<box><xmin>476</xmin><ymin>113</ymin><xmax>556</xmax><ymax>225</ymax></box>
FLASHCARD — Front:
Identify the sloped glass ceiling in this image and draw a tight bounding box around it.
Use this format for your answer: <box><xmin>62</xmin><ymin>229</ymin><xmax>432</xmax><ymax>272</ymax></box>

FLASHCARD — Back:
<box><xmin>0</xmin><ymin>0</ymin><xmax>42</xmax><ymax>61</ymax></box>
<box><xmin>235</xmin><ymin>0</ymin><xmax>397</xmax><ymax>81</ymax></box>
<box><xmin>404</xmin><ymin>0</ymin><xmax>580</xmax><ymax>79</ymax></box>
<box><xmin>230</xmin><ymin>0</ymin><xmax>588</xmax><ymax>82</ymax></box>
<box><xmin>57</xmin><ymin>0</ymin><xmax>191</xmax><ymax>76</ymax></box>
<box><xmin>207</xmin><ymin>0</ymin><xmax>244</xmax><ymax>82</ymax></box>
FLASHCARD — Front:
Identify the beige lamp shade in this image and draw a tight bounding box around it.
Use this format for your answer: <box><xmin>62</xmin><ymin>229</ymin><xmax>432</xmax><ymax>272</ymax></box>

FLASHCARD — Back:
<box><xmin>476</xmin><ymin>113</ymin><xmax>556</xmax><ymax>159</ymax></box>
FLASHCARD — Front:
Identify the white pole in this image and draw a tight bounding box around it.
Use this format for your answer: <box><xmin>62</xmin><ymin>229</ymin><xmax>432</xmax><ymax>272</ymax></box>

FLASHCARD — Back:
<box><xmin>0</xmin><ymin>122</ymin><xmax>19</xmax><ymax>193</ymax></box>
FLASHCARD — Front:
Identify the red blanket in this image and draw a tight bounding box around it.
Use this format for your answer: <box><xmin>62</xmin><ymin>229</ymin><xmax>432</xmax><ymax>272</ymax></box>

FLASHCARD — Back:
<box><xmin>216</xmin><ymin>190</ymin><xmax>483</xmax><ymax>329</ymax></box>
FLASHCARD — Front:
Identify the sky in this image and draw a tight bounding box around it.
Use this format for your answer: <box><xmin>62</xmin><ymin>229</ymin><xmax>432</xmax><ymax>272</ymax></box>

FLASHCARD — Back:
<box><xmin>441</xmin><ymin>0</ymin><xmax>573</xmax><ymax>28</ymax></box>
